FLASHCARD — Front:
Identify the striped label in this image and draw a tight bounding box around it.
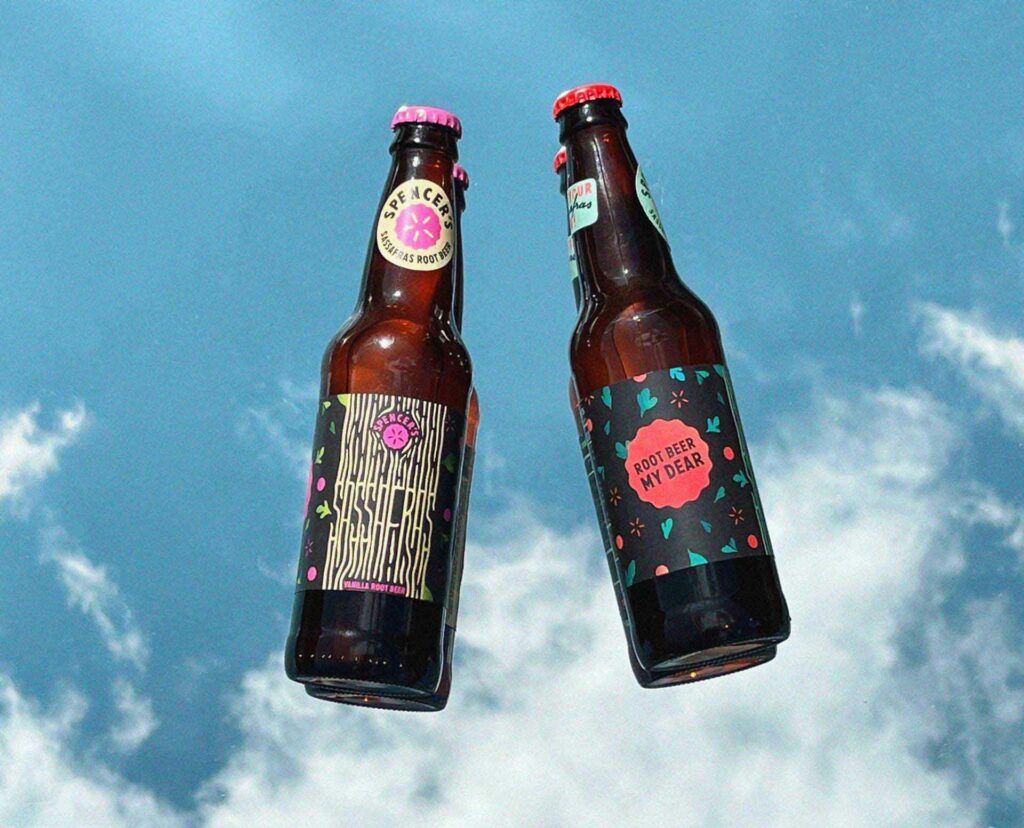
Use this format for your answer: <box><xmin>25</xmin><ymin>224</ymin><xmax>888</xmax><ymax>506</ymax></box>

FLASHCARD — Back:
<box><xmin>296</xmin><ymin>393</ymin><xmax>466</xmax><ymax>607</ymax></box>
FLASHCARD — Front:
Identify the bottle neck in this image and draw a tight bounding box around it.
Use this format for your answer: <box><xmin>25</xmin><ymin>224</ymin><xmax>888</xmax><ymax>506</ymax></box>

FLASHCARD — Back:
<box><xmin>559</xmin><ymin>101</ymin><xmax>676</xmax><ymax>301</ymax></box>
<box><xmin>357</xmin><ymin>124</ymin><xmax>460</xmax><ymax>325</ymax></box>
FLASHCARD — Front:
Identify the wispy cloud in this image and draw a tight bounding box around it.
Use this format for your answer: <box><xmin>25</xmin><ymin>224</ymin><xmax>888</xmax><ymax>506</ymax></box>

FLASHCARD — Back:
<box><xmin>39</xmin><ymin>528</ymin><xmax>150</xmax><ymax>672</ymax></box>
<box><xmin>108</xmin><ymin>679</ymin><xmax>159</xmax><ymax>754</ymax></box>
<box><xmin>0</xmin><ymin>403</ymin><xmax>87</xmax><ymax>509</ymax></box>
<box><xmin>998</xmin><ymin>201</ymin><xmax>1015</xmax><ymax>248</ymax></box>
<box><xmin>805</xmin><ymin>168</ymin><xmax>914</xmax><ymax>249</ymax></box>
<box><xmin>0</xmin><ymin>677</ymin><xmax>182</xmax><ymax>828</ymax></box>
<box><xmin>919</xmin><ymin>302</ymin><xmax>1024</xmax><ymax>438</ymax></box>
<box><xmin>238</xmin><ymin>381</ymin><xmax>316</xmax><ymax>484</ymax></box>
<box><xmin>850</xmin><ymin>292</ymin><xmax>865</xmax><ymax>336</ymax></box>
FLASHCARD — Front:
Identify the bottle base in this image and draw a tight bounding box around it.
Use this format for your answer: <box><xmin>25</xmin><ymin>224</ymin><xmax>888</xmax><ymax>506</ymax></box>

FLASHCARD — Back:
<box><xmin>639</xmin><ymin>643</ymin><xmax>777</xmax><ymax>688</ymax></box>
<box><xmin>304</xmin><ymin>681</ymin><xmax>446</xmax><ymax>712</ymax></box>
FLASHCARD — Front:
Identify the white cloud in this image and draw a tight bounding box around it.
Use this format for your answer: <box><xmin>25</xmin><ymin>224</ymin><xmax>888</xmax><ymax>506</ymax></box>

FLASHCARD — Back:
<box><xmin>2</xmin><ymin>376</ymin><xmax>1022</xmax><ymax>825</ymax></box>
<box><xmin>108</xmin><ymin>680</ymin><xmax>159</xmax><ymax>754</ymax></box>
<box><xmin>39</xmin><ymin>528</ymin><xmax>150</xmax><ymax>672</ymax></box>
<box><xmin>0</xmin><ymin>677</ymin><xmax>182</xmax><ymax>828</ymax></box>
<box><xmin>919</xmin><ymin>302</ymin><xmax>1024</xmax><ymax>438</ymax></box>
<box><xmin>190</xmin><ymin>385</ymin><xmax>999</xmax><ymax>827</ymax></box>
<box><xmin>0</xmin><ymin>403</ymin><xmax>87</xmax><ymax>509</ymax></box>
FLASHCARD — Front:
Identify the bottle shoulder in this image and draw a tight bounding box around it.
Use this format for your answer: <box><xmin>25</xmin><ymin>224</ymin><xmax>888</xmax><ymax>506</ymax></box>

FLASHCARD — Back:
<box><xmin>322</xmin><ymin>312</ymin><xmax>471</xmax><ymax>408</ymax></box>
<box><xmin>570</xmin><ymin>285</ymin><xmax>722</xmax><ymax>394</ymax></box>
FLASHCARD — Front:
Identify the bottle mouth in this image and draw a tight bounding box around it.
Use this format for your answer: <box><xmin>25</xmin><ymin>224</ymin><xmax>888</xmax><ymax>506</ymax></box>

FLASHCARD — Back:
<box><xmin>552</xmin><ymin>83</ymin><xmax>623</xmax><ymax>120</ymax></box>
<box><xmin>390</xmin><ymin>105</ymin><xmax>462</xmax><ymax>138</ymax></box>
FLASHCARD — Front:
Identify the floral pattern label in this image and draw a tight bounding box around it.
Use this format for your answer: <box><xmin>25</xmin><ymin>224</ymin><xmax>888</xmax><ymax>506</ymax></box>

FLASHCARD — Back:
<box><xmin>635</xmin><ymin>166</ymin><xmax>667</xmax><ymax>241</ymax></box>
<box><xmin>578</xmin><ymin>365</ymin><xmax>770</xmax><ymax>587</ymax></box>
<box><xmin>297</xmin><ymin>393</ymin><xmax>466</xmax><ymax>609</ymax></box>
<box><xmin>566</xmin><ymin>177</ymin><xmax>598</xmax><ymax>235</ymax></box>
<box><xmin>375</xmin><ymin>178</ymin><xmax>455</xmax><ymax>271</ymax></box>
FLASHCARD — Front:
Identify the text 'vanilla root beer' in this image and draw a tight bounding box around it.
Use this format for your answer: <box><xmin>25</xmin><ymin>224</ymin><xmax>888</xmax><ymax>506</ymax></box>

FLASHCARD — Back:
<box><xmin>554</xmin><ymin>84</ymin><xmax>790</xmax><ymax>686</ymax></box>
<box><xmin>285</xmin><ymin>106</ymin><xmax>475</xmax><ymax>711</ymax></box>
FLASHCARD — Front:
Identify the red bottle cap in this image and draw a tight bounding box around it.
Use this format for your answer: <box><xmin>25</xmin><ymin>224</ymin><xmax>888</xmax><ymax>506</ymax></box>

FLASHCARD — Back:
<box><xmin>552</xmin><ymin>83</ymin><xmax>623</xmax><ymax>120</ymax></box>
<box><xmin>390</xmin><ymin>105</ymin><xmax>462</xmax><ymax>138</ymax></box>
<box><xmin>553</xmin><ymin>147</ymin><xmax>567</xmax><ymax>173</ymax></box>
<box><xmin>453</xmin><ymin>163</ymin><xmax>470</xmax><ymax>191</ymax></box>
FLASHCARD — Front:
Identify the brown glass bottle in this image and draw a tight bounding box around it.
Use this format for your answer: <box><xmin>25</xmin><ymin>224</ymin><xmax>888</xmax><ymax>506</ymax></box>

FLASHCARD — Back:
<box><xmin>285</xmin><ymin>106</ymin><xmax>472</xmax><ymax>710</ymax></box>
<box><xmin>555</xmin><ymin>84</ymin><xmax>789</xmax><ymax>686</ymax></box>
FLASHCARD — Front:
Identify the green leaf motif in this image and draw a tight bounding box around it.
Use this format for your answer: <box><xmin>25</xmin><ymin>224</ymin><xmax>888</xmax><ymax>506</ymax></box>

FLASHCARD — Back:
<box><xmin>706</xmin><ymin>416</ymin><xmax>721</xmax><ymax>433</ymax></box>
<box><xmin>603</xmin><ymin>420</ymin><xmax>611</xmax><ymax>435</ymax></box>
<box><xmin>321</xmin><ymin>400</ymin><xmax>331</xmax><ymax>411</ymax></box>
<box><xmin>601</xmin><ymin>386</ymin><xmax>612</xmax><ymax>408</ymax></box>
<box><xmin>637</xmin><ymin>388</ymin><xmax>659</xmax><ymax>417</ymax></box>
<box><xmin>443</xmin><ymin>454</ymin><xmax>457</xmax><ymax>473</ymax></box>
<box><xmin>695</xmin><ymin>370</ymin><xmax>711</xmax><ymax>385</ymax></box>
<box><xmin>596</xmin><ymin>466</ymin><xmax>605</xmax><ymax>479</ymax></box>
<box><xmin>732</xmin><ymin>470</ymin><xmax>749</xmax><ymax>487</ymax></box>
<box><xmin>304</xmin><ymin>518</ymin><xmax>310</xmax><ymax>532</ymax></box>
<box><xmin>661</xmin><ymin>518</ymin><xmax>674</xmax><ymax>539</ymax></box>
<box><xmin>713</xmin><ymin>365</ymin><xmax>725</xmax><ymax>377</ymax></box>
<box><xmin>700</xmin><ymin>520</ymin><xmax>712</xmax><ymax>533</ymax></box>
<box><xmin>721</xmin><ymin>538</ymin><xmax>738</xmax><ymax>554</ymax></box>
<box><xmin>714</xmin><ymin>486</ymin><xmax>726</xmax><ymax>502</ymax></box>
<box><xmin>625</xmin><ymin>559</ymin><xmax>636</xmax><ymax>587</ymax></box>
<box><xmin>315</xmin><ymin>501</ymin><xmax>331</xmax><ymax>519</ymax></box>
<box><xmin>688</xmin><ymin>550</ymin><xmax>708</xmax><ymax>566</ymax></box>
<box><xmin>329</xmin><ymin>421</ymin><xmax>336</xmax><ymax>435</ymax></box>
<box><xmin>669</xmin><ymin>367</ymin><xmax>686</xmax><ymax>381</ymax></box>
<box><xmin>337</xmin><ymin>394</ymin><xmax>350</xmax><ymax>406</ymax></box>
<box><xmin>422</xmin><ymin>584</ymin><xmax>434</xmax><ymax>603</ymax></box>
<box><xmin>314</xmin><ymin>446</ymin><xmax>325</xmax><ymax>465</ymax></box>
<box><xmin>716</xmin><ymin>392</ymin><xmax>725</xmax><ymax>404</ymax></box>
<box><xmin>615</xmin><ymin>441</ymin><xmax>629</xmax><ymax>459</ymax></box>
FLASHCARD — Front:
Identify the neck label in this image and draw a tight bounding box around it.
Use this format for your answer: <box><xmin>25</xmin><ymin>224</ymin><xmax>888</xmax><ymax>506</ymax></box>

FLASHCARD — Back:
<box><xmin>567</xmin><ymin>178</ymin><xmax>599</xmax><ymax>235</ymax></box>
<box><xmin>376</xmin><ymin>178</ymin><xmax>455</xmax><ymax>271</ymax></box>
<box><xmin>636</xmin><ymin>167</ymin><xmax>667</xmax><ymax>241</ymax></box>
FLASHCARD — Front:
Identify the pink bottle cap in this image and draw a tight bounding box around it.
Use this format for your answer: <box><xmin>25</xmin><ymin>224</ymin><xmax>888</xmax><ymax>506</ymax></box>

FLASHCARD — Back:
<box><xmin>553</xmin><ymin>147</ymin><xmax>567</xmax><ymax>173</ymax></box>
<box><xmin>391</xmin><ymin>105</ymin><xmax>462</xmax><ymax>137</ymax></box>
<box><xmin>552</xmin><ymin>83</ymin><xmax>623</xmax><ymax>120</ymax></box>
<box><xmin>453</xmin><ymin>163</ymin><xmax>470</xmax><ymax>190</ymax></box>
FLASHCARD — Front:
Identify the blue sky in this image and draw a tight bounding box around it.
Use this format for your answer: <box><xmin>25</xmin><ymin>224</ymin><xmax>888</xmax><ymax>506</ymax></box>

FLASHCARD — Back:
<box><xmin>2</xmin><ymin>3</ymin><xmax>1024</xmax><ymax>825</ymax></box>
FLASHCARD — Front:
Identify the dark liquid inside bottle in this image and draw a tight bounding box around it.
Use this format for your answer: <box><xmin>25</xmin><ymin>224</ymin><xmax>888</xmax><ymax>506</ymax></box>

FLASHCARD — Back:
<box><xmin>287</xmin><ymin>591</ymin><xmax>448</xmax><ymax>706</ymax></box>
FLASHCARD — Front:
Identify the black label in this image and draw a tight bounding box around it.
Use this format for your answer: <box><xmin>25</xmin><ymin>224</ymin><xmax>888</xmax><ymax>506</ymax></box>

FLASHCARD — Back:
<box><xmin>297</xmin><ymin>393</ymin><xmax>466</xmax><ymax>609</ymax></box>
<box><xmin>445</xmin><ymin>445</ymin><xmax>475</xmax><ymax>627</ymax></box>
<box><xmin>578</xmin><ymin>365</ymin><xmax>770</xmax><ymax>587</ymax></box>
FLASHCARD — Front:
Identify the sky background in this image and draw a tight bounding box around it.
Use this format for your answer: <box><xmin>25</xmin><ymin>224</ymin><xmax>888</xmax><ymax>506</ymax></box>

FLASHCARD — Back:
<box><xmin>2</xmin><ymin>3</ymin><xmax>1024</xmax><ymax>826</ymax></box>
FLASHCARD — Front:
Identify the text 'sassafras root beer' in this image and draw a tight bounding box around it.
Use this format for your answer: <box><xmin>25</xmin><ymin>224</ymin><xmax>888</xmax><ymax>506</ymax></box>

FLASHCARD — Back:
<box><xmin>554</xmin><ymin>84</ymin><xmax>790</xmax><ymax>686</ymax></box>
<box><xmin>285</xmin><ymin>106</ymin><xmax>474</xmax><ymax>711</ymax></box>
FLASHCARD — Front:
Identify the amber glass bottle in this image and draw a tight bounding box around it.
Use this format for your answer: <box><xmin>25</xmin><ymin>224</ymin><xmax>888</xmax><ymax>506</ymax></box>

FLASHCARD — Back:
<box><xmin>555</xmin><ymin>84</ymin><xmax>789</xmax><ymax>686</ymax></box>
<box><xmin>285</xmin><ymin>106</ymin><xmax>472</xmax><ymax>710</ymax></box>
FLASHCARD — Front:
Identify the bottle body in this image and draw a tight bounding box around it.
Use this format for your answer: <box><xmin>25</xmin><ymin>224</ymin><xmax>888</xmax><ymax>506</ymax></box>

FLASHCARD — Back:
<box><xmin>557</xmin><ymin>87</ymin><xmax>789</xmax><ymax>686</ymax></box>
<box><xmin>285</xmin><ymin>112</ymin><xmax>472</xmax><ymax>710</ymax></box>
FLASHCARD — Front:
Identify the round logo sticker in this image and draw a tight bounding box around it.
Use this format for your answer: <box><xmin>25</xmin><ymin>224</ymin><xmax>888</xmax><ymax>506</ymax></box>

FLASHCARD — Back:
<box><xmin>376</xmin><ymin>178</ymin><xmax>455</xmax><ymax>271</ymax></box>
<box><xmin>625</xmin><ymin>418</ymin><xmax>712</xmax><ymax>509</ymax></box>
<box><xmin>636</xmin><ymin>166</ymin><xmax>667</xmax><ymax>241</ymax></box>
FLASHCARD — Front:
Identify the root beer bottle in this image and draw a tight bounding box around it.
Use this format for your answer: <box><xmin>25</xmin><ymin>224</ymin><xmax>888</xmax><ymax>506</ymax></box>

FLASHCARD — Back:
<box><xmin>285</xmin><ymin>105</ymin><xmax>472</xmax><ymax>711</ymax></box>
<box><xmin>555</xmin><ymin>84</ymin><xmax>789</xmax><ymax>686</ymax></box>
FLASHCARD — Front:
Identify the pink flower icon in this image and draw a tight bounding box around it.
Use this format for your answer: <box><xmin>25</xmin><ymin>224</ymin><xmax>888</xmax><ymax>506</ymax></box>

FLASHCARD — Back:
<box><xmin>395</xmin><ymin>203</ymin><xmax>441</xmax><ymax>250</ymax></box>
